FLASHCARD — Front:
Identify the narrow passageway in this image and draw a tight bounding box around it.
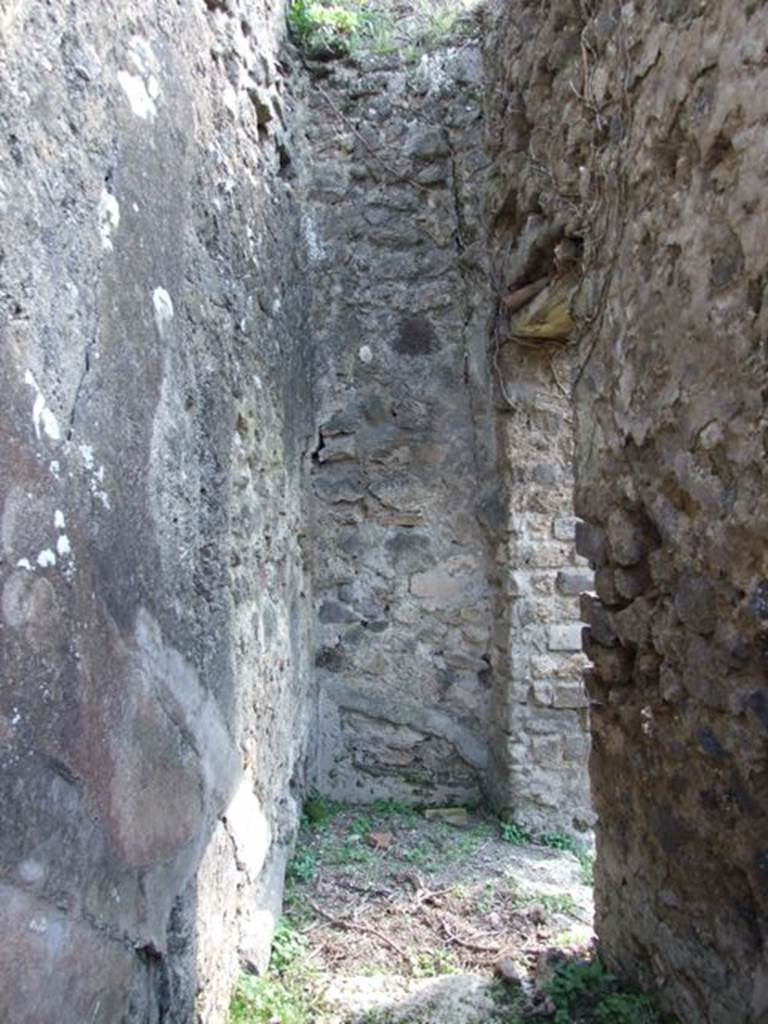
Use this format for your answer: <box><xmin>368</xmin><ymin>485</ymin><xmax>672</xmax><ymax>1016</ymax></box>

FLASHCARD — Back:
<box><xmin>3</xmin><ymin>0</ymin><xmax>766</xmax><ymax>1019</ymax></box>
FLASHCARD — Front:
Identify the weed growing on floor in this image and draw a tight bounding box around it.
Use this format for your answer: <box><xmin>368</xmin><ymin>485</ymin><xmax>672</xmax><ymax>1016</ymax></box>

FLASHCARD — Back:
<box><xmin>303</xmin><ymin>789</ymin><xmax>342</xmax><ymax>828</ymax></box>
<box><xmin>545</xmin><ymin>959</ymin><xmax>664</xmax><ymax>1024</ymax></box>
<box><xmin>411</xmin><ymin>948</ymin><xmax>459</xmax><ymax>977</ymax></box>
<box><xmin>270</xmin><ymin>920</ymin><xmax>308</xmax><ymax>973</ymax></box>
<box><xmin>286</xmin><ymin>845</ymin><xmax>319</xmax><ymax>884</ymax></box>
<box><xmin>287</xmin><ymin>0</ymin><xmax>481</xmax><ymax>60</ymax></box>
<box><xmin>537</xmin><ymin>831</ymin><xmax>595</xmax><ymax>887</ymax></box>
<box><xmin>229</xmin><ymin>918</ymin><xmax>323</xmax><ymax>1024</ymax></box>
<box><xmin>499</xmin><ymin>820</ymin><xmax>533</xmax><ymax>846</ymax></box>
<box><xmin>539</xmin><ymin>892</ymin><xmax>578</xmax><ymax>916</ymax></box>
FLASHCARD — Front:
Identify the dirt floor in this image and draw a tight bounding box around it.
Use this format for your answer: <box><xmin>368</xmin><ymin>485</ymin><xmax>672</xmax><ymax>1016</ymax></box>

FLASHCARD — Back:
<box><xmin>274</xmin><ymin>800</ymin><xmax>595</xmax><ymax>1023</ymax></box>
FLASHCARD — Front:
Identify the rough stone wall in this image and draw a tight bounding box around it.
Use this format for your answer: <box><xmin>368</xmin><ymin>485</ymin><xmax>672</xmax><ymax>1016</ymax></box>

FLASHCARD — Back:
<box><xmin>488</xmin><ymin>0</ymin><xmax>768</xmax><ymax>1019</ymax></box>
<box><xmin>0</xmin><ymin>2</ymin><xmax>313</xmax><ymax>1021</ymax></box>
<box><xmin>481</xmin><ymin>15</ymin><xmax>593</xmax><ymax>834</ymax></box>
<box><xmin>486</xmin><ymin>350</ymin><xmax>593</xmax><ymax>835</ymax></box>
<box><xmin>300</xmin><ymin>33</ymin><xmax>590</xmax><ymax>821</ymax></box>
<box><xmin>303</xmin><ymin>45</ymin><xmax>498</xmax><ymax>804</ymax></box>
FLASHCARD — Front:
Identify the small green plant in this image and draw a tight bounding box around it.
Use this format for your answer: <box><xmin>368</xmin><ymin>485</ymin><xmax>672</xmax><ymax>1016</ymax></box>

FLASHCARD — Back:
<box><xmin>539</xmin><ymin>892</ymin><xmax>578</xmax><ymax>915</ymax></box>
<box><xmin>411</xmin><ymin>948</ymin><xmax>458</xmax><ymax>977</ymax></box>
<box><xmin>328</xmin><ymin>835</ymin><xmax>374</xmax><ymax>866</ymax></box>
<box><xmin>286</xmin><ymin>846</ymin><xmax>318</xmax><ymax>884</ymax></box>
<box><xmin>548</xmin><ymin>959</ymin><xmax>616</xmax><ymax>1024</ymax></box>
<box><xmin>545</xmin><ymin>959</ymin><xmax>665</xmax><ymax>1024</ymax></box>
<box><xmin>229</xmin><ymin>972</ymin><xmax>321</xmax><ymax>1024</ymax></box>
<box><xmin>302</xmin><ymin>789</ymin><xmax>340</xmax><ymax>828</ymax></box>
<box><xmin>537</xmin><ymin>831</ymin><xmax>581</xmax><ymax>853</ymax></box>
<box><xmin>372</xmin><ymin>797</ymin><xmax>420</xmax><ymax>820</ymax></box>
<box><xmin>400</xmin><ymin>841</ymin><xmax>433</xmax><ymax>867</ymax></box>
<box><xmin>349</xmin><ymin>813</ymin><xmax>375</xmax><ymax>836</ymax></box>
<box><xmin>499</xmin><ymin>820</ymin><xmax>533</xmax><ymax>846</ymax></box>
<box><xmin>594</xmin><ymin>993</ymin><xmax>661</xmax><ymax>1024</ymax></box>
<box><xmin>536</xmin><ymin>830</ymin><xmax>595</xmax><ymax>886</ymax></box>
<box><xmin>287</xmin><ymin>0</ymin><xmax>364</xmax><ymax>56</ymax></box>
<box><xmin>270</xmin><ymin>920</ymin><xmax>308</xmax><ymax>974</ymax></box>
<box><xmin>579</xmin><ymin>851</ymin><xmax>595</xmax><ymax>886</ymax></box>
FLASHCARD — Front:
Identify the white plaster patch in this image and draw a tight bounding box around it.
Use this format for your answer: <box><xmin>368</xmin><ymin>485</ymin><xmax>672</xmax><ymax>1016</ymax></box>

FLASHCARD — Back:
<box><xmin>49</xmin><ymin>460</ymin><xmax>61</xmax><ymax>479</ymax></box>
<box><xmin>53</xmin><ymin>510</ymin><xmax>65</xmax><ymax>530</ymax></box>
<box><xmin>28</xmin><ymin>917</ymin><xmax>48</xmax><ymax>934</ymax></box>
<box><xmin>147</xmin><ymin>74</ymin><xmax>160</xmax><ymax>100</ymax></box>
<box><xmin>36</xmin><ymin>549</ymin><xmax>56</xmax><ymax>568</ymax></box>
<box><xmin>358</xmin><ymin>345</ymin><xmax>373</xmax><ymax>364</ymax></box>
<box><xmin>79</xmin><ymin>444</ymin><xmax>94</xmax><ymax>470</ymax></box>
<box><xmin>117</xmin><ymin>70</ymin><xmax>157</xmax><ymax>121</ymax></box>
<box><xmin>17</xmin><ymin>859</ymin><xmax>45</xmax><ymax>885</ymax></box>
<box><xmin>222</xmin><ymin>82</ymin><xmax>239</xmax><ymax>117</ymax></box>
<box><xmin>304</xmin><ymin>216</ymin><xmax>325</xmax><ymax>263</ymax></box>
<box><xmin>24</xmin><ymin>371</ymin><xmax>61</xmax><ymax>442</ymax></box>
<box><xmin>128</xmin><ymin>37</ymin><xmax>156</xmax><ymax>77</ymax></box>
<box><xmin>56</xmin><ymin>535</ymin><xmax>71</xmax><ymax>557</ymax></box>
<box><xmin>98</xmin><ymin>188</ymin><xmax>120</xmax><ymax>251</ymax></box>
<box><xmin>224</xmin><ymin>777</ymin><xmax>271</xmax><ymax>880</ymax></box>
<box><xmin>77</xmin><ymin>445</ymin><xmax>110</xmax><ymax>510</ymax></box>
<box><xmin>15</xmin><ymin>558</ymin><xmax>31</xmax><ymax>571</ymax></box>
<box><xmin>152</xmin><ymin>287</ymin><xmax>174</xmax><ymax>337</ymax></box>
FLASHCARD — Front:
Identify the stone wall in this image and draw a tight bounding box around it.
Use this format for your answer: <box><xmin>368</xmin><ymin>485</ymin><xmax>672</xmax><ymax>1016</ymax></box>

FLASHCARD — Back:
<box><xmin>480</xmin><ymin>8</ymin><xmax>593</xmax><ymax>834</ymax></box>
<box><xmin>0</xmin><ymin>2</ymin><xmax>313</xmax><ymax>1021</ymax></box>
<box><xmin>487</xmin><ymin>0</ymin><xmax>768</xmax><ymax>1019</ymax></box>
<box><xmin>302</xmin><ymin>40</ymin><xmax>590</xmax><ymax>819</ymax></box>
<box><xmin>303</xmin><ymin>44</ymin><xmax>496</xmax><ymax>805</ymax></box>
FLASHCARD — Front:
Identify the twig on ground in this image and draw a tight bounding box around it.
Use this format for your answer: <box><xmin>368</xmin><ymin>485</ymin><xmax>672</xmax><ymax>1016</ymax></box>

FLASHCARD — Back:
<box><xmin>309</xmin><ymin>900</ymin><xmax>412</xmax><ymax>963</ymax></box>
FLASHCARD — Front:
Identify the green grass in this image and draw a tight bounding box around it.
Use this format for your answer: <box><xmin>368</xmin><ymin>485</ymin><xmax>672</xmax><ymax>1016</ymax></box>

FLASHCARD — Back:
<box><xmin>302</xmin><ymin>789</ymin><xmax>341</xmax><ymax>829</ymax></box>
<box><xmin>499</xmin><ymin>820</ymin><xmax>533</xmax><ymax>846</ymax></box>
<box><xmin>286</xmin><ymin>846</ymin><xmax>318</xmax><ymax>884</ymax></box>
<box><xmin>536</xmin><ymin>831</ymin><xmax>595</xmax><ymax>887</ymax></box>
<box><xmin>411</xmin><ymin>948</ymin><xmax>459</xmax><ymax>977</ymax></box>
<box><xmin>229</xmin><ymin>919</ymin><xmax>323</xmax><ymax>1024</ymax></box>
<box><xmin>286</xmin><ymin>0</ymin><xmax>481</xmax><ymax>60</ymax></box>
<box><xmin>545</xmin><ymin>959</ymin><xmax>667</xmax><ymax>1024</ymax></box>
<box><xmin>539</xmin><ymin>892</ymin><xmax>578</xmax><ymax>916</ymax></box>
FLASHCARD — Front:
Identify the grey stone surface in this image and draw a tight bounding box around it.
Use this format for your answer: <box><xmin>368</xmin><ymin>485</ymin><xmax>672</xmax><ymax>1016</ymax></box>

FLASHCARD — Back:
<box><xmin>486</xmin><ymin>0</ymin><xmax>768</xmax><ymax>1019</ymax></box>
<box><xmin>0</xmin><ymin>1</ymin><xmax>313</xmax><ymax>1020</ymax></box>
<box><xmin>304</xmin><ymin>45</ymin><xmax>500</xmax><ymax>806</ymax></box>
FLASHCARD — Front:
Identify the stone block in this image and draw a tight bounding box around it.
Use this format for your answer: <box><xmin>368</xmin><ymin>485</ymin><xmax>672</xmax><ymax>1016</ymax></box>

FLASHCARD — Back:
<box><xmin>410</xmin><ymin>568</ymin><xmax>462</xmax><ymax>602</ymax></box>
<box><xmin>548</xmin><ymin>623</ymin><xmax>584</xmax><ymax>652</ymax></box>
<box><xmin>580</xmin><ymin>594</ymin><xmax>617</xmax><ymax>646</ymax></box>
<box><xmin>615</xmin><ymin>597</ymin><xmax>654</xmax><ymax>648</ymax></box>
<box><xmin>595</xmin><ymin>567</ymin><xmax>622</xmax><ymax>606</ymax></box>
<box><xmin>556</xmin><ymin>568</ymin><xmax>594</xmax><ymax>595</ymax></box>
<box><xmin>318</xmin><ymin>599</ymin><xmax>358</xmax><ymax>624</ymax></box>
<box><xmin>403</xmin><ymin>127</ymin><xmax>450</xmax><ymax>160</ymax></box>
<box><xmin>553</xmin><ymin>516</ymin><xmax>579</xmax><ymax>541</ymax></box>
<box><xmin>606</xmin><ymin>509</ymin><xmax>652</xmax><ymax>566</ymax></box>
<box><xmin>529</xmin><ymin>680</ymin><xmax>555</xmax><ymax>706</ymax></box>
<box><xmin>575</xmin><ymin>521</ymin><xmax>607</xmax><ymax>566</ymax></box>
<box><xmin>552</xmin><ymin>683</ymin><xmax>589</xmax><ymax>709</ymax></box>
<box><xmin>614</xmin><ymin>564</ymin><xmax>651</xmax><ymax>601</ymax></box>
<box><xmin>584</xmin><ymin>632</ymin><xmax>633</xmax><ymax>685</ymax></box>
<box><xmin>675</xmin><ymin>573</ymin><xmax>717</xmax><ymax>635</ymax></box>
<box><xmin>530</xmin><ymin>735</ymin><xmax>563</xmax><ymax>762</ymax></box>
<box><xmin>318</xmin><ymin>434</ymin><xmax>356</xmax><ymax>462</ymax></box>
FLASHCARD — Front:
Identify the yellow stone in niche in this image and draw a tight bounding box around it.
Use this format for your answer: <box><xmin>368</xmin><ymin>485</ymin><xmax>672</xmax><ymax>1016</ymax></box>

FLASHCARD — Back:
<box><xmin>509</xmin><ymin>274</ymin><xmax>576</xmax><ymax>346</ymax></box>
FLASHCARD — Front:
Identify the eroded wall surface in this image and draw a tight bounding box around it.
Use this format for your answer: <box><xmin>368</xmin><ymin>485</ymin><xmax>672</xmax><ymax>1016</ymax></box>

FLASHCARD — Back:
<box><xmin>302</xmin><ymin>43</ymin><xmax>591</xmax><ymax>817</ymax></box>
<box><xmin>0</xmin><ymin>2</ymin><xmax>313</xmax><ymax>1020</ymax></box>
<box><xmin>481</xmin><ymin>11</ymin><xmax>593</xmax><ymax>834</ymax></box>
<box><xmin>303</xmin><ymin>45</ymin><xmax>497</xmax><ymax>804</ymax></box>
<box><xmin>488</xmin><ymin>0</ymin><xmax>768</xmax><ymax>1019</ymax></box>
